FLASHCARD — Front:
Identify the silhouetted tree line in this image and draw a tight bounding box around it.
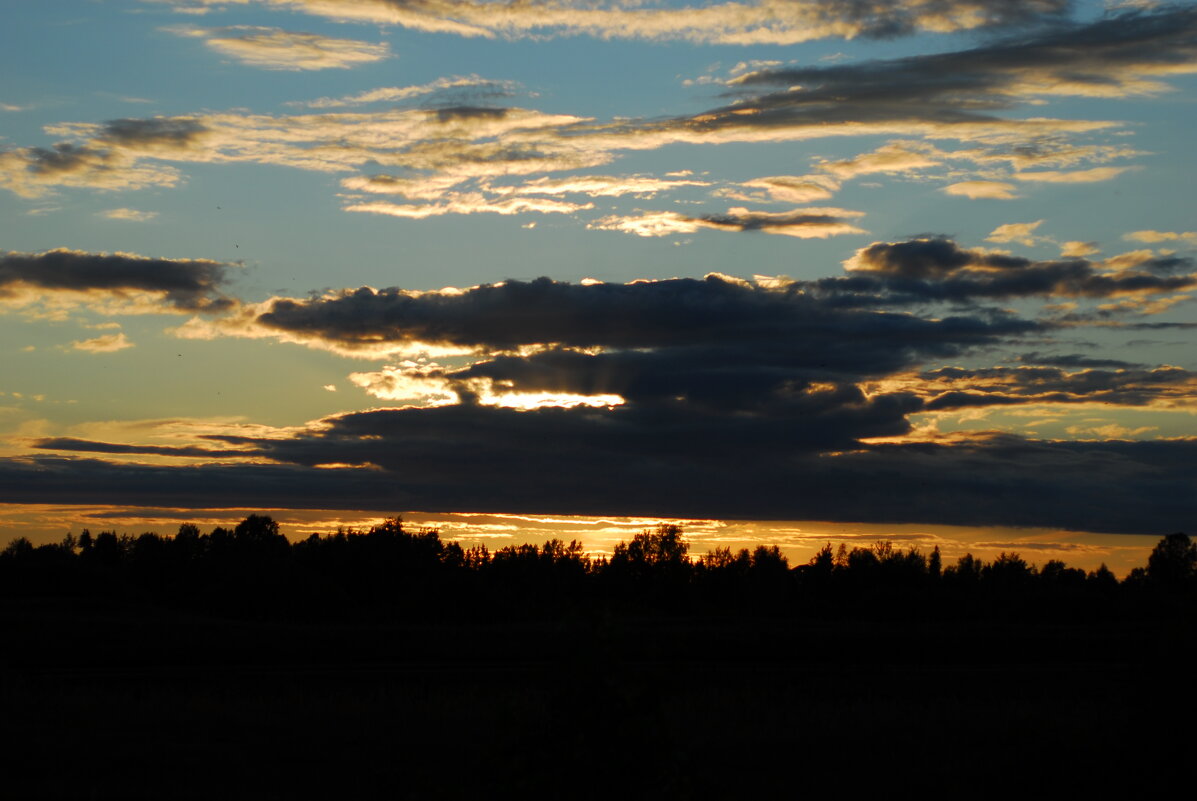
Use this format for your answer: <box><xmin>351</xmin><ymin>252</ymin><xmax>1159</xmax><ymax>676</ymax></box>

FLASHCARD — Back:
<box><xmin>1</xmin><ymin>517</ymin><xmax>1194</xmax><ymax>621</ymax></box>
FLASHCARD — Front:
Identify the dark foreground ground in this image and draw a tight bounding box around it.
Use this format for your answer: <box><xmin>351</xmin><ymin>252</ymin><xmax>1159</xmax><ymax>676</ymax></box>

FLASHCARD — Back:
<box><xmin>2</xmin><ymin>597</ymin><xmax>1193</xmax><ymax>799</ymax></box>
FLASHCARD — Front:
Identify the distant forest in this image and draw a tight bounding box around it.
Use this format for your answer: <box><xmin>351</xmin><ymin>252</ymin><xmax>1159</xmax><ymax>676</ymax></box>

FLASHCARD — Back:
<box><xmin>3</xmin><ymin>516</ymin><xmax>1194</xmax><ymax>621</ymax></box>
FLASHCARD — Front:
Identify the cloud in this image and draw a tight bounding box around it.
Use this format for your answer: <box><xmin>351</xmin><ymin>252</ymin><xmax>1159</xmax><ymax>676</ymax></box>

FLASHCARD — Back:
<box><xmin>1124</xmin><ymin>230</ymin><xmax>1197</xmax><ymax>245</ymax></box>
<box><xmin>489</xmin><ymin>174</ymin><xmax>711</xmax><ymax>198</ymax></box>
<box><xmin>986</xmin><ymin>220</ymin><xmax>1045</xmax><ymax>246</ymax></box>
<box><xmin>942</xmin><ymin>180</ymin><xmax>1019</xmax><ymax>199</ymax></box>
<box><xmin>816</xmin><ymin>141</ymin><xmax>946</xmax><ymax>179</ymax></box>
<box><xmin>9</xmin><ymin>428</ymin><xmax>1194</xmax><ymax>534</ymax></box>
<box><xmin>30</xmin><ymin>437</ymin><xmax>248</xmax><ymax>458</ymax></box>
<box><xmin>591</xmin><ymin>206</ymin><xmax>866</xmax><ymax>238</ymax></box>
<box><xmin>170</xmin><ymin>25</ymin><xmax>390</xmax><ymax>70</ymax></box>
<box><xmin>0</xmin><ymin>248</ymin><xmax>235</xmax><ymax>314</ymax></box>
<box><xmin>719</xmin><ymin>174</ymin><xmax>840</xmax><ymax>203</ymax></box>
<box><xmin>0</xmin><ymin>142</ymin><xmax>183</xmax><ymax>198</ymax></box>
<box><xmin>299</xmin><ymin>76</ymin><xmax>518</xmax><ymax>108</ymax></box>
<box><xmin>916</xmin><ymin>364</ymin><xmax>1197</xmax><ymax>411</ymax></box>
<box><xmin>1060</xmin><ymin>241</ymin><xmax>1100</xmax><ymax>258</ymax></box>
<box><xmin>730</xmin><ymin>8</ymin><xmax>1197</xmax><ymax>102</ymax></box>
<box><xmin>837</xmin><ymin>236</ymin><xmax>1197</xmax><ymax>302</ymax></box>
<box><xmin>344</xmin><ymin>195</ymin><xmax>594</xmax><ymax>219</ymax></box>
<box><xmin>1012</xmin><ymin>166</ymin><xmax>1133</xmax><ymax>183</ymax></box>
<box><xmin>1018</xmin><ymin>352</ymin><xmax>1140</xmax><ymax>369</ymax></box>
<box><xmin>71</xmin><ymin>332</ymin><xmax>135</xmax><ymax>353</ymax></box>
<box><xmin>10</xmin><ymin>10</ymin><xmax>1188</xmax><ymax>197</ymax></box>
<box><xmin>5</xmin><ymin>9</ymin><xmax>1189</xmax><ymax>223</ymax></box>
<box><xmin>99</xmin><ymin>208</ymin><xmax>158</xmax><ymax>222</ymax></box>
<box><xmin>145</xmin><ymin>0</ymin><xmax>1074</xmax><ymax>46</ymax></box>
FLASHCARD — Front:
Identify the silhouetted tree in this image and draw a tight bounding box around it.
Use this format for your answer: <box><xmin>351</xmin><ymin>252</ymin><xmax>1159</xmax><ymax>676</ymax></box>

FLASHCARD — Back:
<box><xmin>1146</xmin><ymin>532</ymin><xmax>1196</xmax><ymax>587</ymax></box>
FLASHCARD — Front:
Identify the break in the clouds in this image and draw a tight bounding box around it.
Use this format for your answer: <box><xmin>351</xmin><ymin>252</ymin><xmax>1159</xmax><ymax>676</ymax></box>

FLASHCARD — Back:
<box><xmin>147</xmin><ymin>0</ymin><xmax>1073</xmax><ymax>45</ymax></box>
<box><xmin>0</xmin><ymin>249</ymin><xmax>235</xmax><ymax>313</ymax></box>
<box><xmin>169</xmin><ymin>26</ymin><xmax>390</xmax><ymax>70</ymax></box>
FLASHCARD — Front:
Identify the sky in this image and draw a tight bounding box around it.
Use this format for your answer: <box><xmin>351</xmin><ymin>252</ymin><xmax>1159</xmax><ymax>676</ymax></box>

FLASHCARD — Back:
<box><xmin>2</xmin><ymin>0</ymin><xmax>1196</xmax><ymax>573</ymax></box>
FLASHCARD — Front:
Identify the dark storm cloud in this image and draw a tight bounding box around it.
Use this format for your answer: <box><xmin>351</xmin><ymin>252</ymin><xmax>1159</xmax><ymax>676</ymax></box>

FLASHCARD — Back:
<box><xmin>8</xmin><ymin>430</ymin><xmax>1194</xmax><ymax>535</ymax></box>
<box><xmin>921</xmin><ymin>365</ymin><xmax>1197</xmax><ymax>410</ymax></box>
<box><xmin>254</xmin><ymin>274</ymin><xmax>1037</xmax><ymax>353</ymax></box>
<box><xmin>818</xmin><ymin>237</ymin><xmax>1196</xmax><ymax>304</ymax></box>
<box><xmin>0</xmin><ymin>248</ymin><xmax>235</xmax><ymax>311</ymax></box>
<box><xmin>211</xmin><ymin>400</ymin><xmax>920</xmax><ymax>468</ymax></box>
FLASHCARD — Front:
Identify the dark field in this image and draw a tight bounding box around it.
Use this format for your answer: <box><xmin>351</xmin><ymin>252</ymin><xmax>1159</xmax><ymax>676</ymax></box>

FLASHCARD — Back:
<box><xmin>3</xmin><ymin>596</ymin><xmax>1192</xmax><ymax>799</ymax></box>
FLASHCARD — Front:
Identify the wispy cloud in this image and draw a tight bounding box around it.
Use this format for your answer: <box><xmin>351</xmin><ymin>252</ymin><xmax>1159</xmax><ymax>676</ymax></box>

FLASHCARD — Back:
<box><xmin>298</xmin><ymin>76</ymin><xmax>517</xmax><ymax>109</ymax></box>
<box><xmin>591</xmin><ymin>206</ymin><xmax>866</xmax><ymax>238</ymax></box>
<box><xmin>942</xmin><ymin>180</ymin><xmax>1020</xmax><ymax>199</ymax></box>
<box><xmin>99</xmin><ymin>207</ymin><xmax>158</xmax><ymax>222</ymax></box>
<box><xmin>168</xmin><ymin>25</ymin><xmax>390</xmax><ymax>70</ymax></box>
<box><xmin>70</xmin><ymin>332</ymin><xmax>135</xmax><ymax>353</ymax></box>
<box><xmin>146</xmin><ymin>0</ymin><xmax>1073</xmax><ymax>45</ymax></box>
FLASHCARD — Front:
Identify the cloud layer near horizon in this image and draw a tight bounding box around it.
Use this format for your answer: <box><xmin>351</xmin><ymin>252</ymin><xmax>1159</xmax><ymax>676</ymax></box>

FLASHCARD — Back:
<box><xmin>15</xmin><ymin>237</ymin><xmax>1197</xmax><ymax>534</ymax></box>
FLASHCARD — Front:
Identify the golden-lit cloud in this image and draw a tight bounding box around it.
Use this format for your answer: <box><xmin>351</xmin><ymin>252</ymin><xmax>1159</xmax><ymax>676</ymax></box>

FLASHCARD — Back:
<box><xmin>942</xmin><ymin>180</ymin><xmax>1019</xmax><ymax>199</ymax></box>
<box><xmin>488</xmin><ymin>174</ymin><xmax>711</xmax><ymax>198</ymax></box>
<box><xmin>1124</xmin><ymin>230</ymin><xmax>1197</xmax><ymax>245</ymax></box>
<box><xmin>816</xmin><ymin>140</ymin><xmax>946</xmax><ymax>179</ymax></box>
<box><xmin>99</xmin><ymin>207</ymin><xmax>159</xmax><ymax>222</ymax></box>
<box><xmin>591</xmin><ymin>206</ymin><xmax>866</xmax><ymax>238</ymax></box>
<box><xmin>299</xmin><ymin>75</ymin><xmax>517</xmax><ymax>108</ymax></box>
<box><xmin>169</xmin><ymin>25</ymin><xmax>390</xmax><ymax>70</ymax></box>
<box><xmin>145</xmin><ymin>0</ymin><xmax>1074</xmax><ymax>45</ymax></box>
<box><xmin>1060</xmin><ymin>241</ymin><xmax>1100</xmax><ymax>258</ymax></box>
<box><xmin>717</xmin><ymin>174</ymin><xmax>840</xmax><ymax>203</ymax></box>
<box><xmin>1012</xmin><ymin>166</ymin><xmax>1132</xmax><ymax>183</ymax></box>
<box><xmin>71</xmin><ymin>332</ymin><xmax>134</xmax><ymax>353</ymax></box>
<box><xmin>344</xmin><ymin>194</ymin><xmax>594</xmax><ymax>219</ymax></box>
<box><xmin>986</xmin><ymin>220</ymin><xmax>1045</xmax><ymax>246</ymax></box>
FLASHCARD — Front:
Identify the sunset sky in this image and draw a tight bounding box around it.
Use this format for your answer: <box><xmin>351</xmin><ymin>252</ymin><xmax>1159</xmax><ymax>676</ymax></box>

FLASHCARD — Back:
<box><xmin>2</xmin><ymin>0</ymin><xmax>1195</xmax><ymax>572</ymax></box>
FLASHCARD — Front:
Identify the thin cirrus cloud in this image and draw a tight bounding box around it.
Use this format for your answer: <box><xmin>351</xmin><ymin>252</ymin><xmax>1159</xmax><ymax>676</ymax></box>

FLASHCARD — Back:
<box><xmin>168</xmin><ymin>26</ymin><xmax>390</xmax><ymax>70</ymax></box>
<box><xmin>298</xmin><ymin>76</ymin><xmax>519</xmax><ymax>109</ymax></box>
<box><xmin>145</xmin><ymin>0</ymin><xmax>1073</xmax><ymax>45</ymax></box>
